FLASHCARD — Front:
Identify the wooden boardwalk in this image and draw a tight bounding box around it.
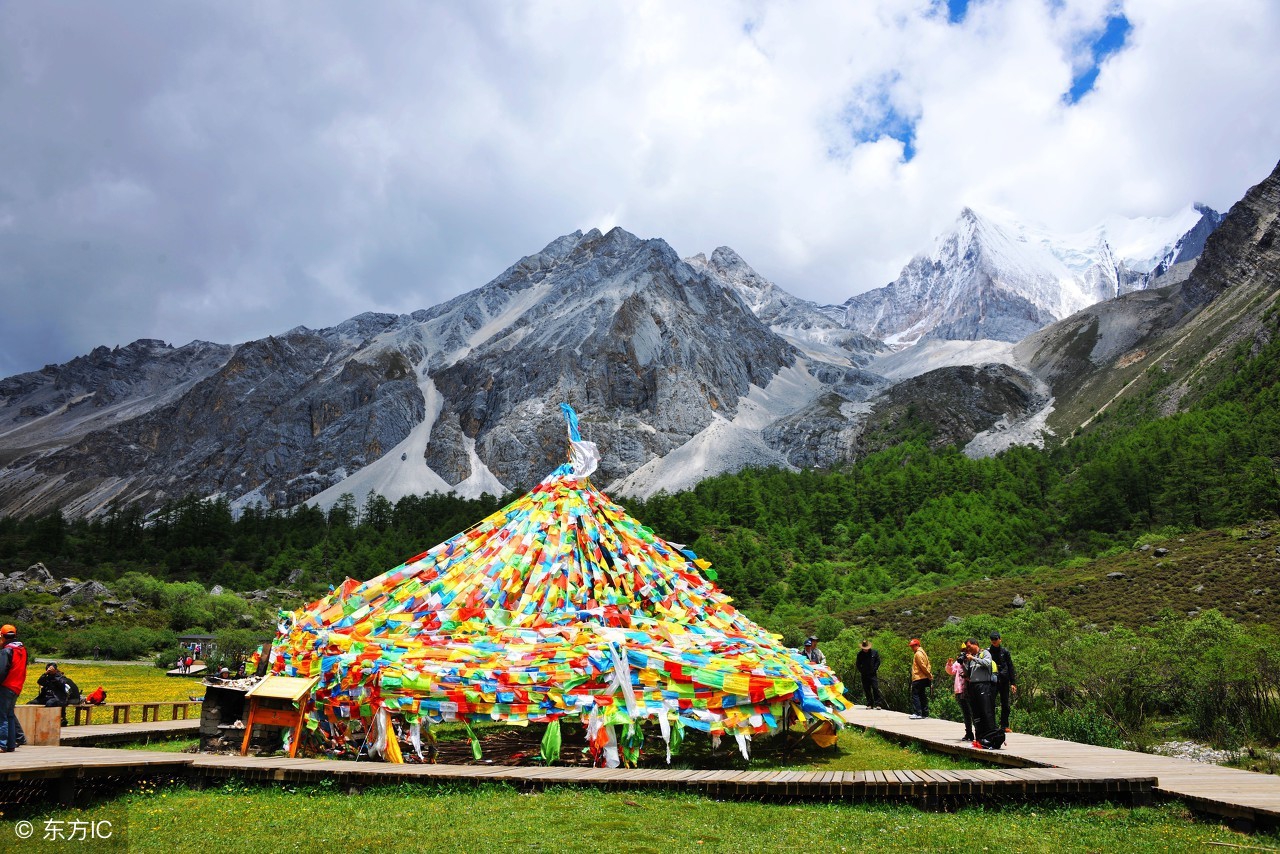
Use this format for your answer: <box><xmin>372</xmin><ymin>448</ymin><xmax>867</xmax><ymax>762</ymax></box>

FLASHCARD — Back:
<box><xmin>58</xmin><ymin>718</ymin><xmax>200</xmax><ymax>747</ymax></box>
<box><xmin>843</xmin><ymin>706</ymin><xmax>1280</xmax><ymax>828</ymax></box>
<box><xmin>0</xmin><ymin>744</ymin><xmax>1154</xmax><ymax>810</ymax></box>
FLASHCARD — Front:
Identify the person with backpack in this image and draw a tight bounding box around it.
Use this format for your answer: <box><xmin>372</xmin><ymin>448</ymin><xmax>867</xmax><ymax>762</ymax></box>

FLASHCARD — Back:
<box><xmin>961</xmin><ymin>638</ymin><xmax>1003</xmax><ymax>749</ymax></box>
<box><xmin>855</xmin><ymin>640</ymin><xmax>886</xmax><ymax>709</ymax></box>
<box><xmin>988</xmin><ymin>630</ymin><xmax>1017</xmax><ymax>732</ymax></box>
<box><xmin>0</xmin><ymin>624</ymin><xmax>29</xmax><ymax>751</ymax></box>
<box><xmin>907</xmin><ymin>638</ymin><xmax>932</xmax><ymax>719</ymax></box>
<box><xmin>946</xmin><ymin>642</ymin><xmax>975</xmax><ymax>742</ymax></box>
<box><xmin>33</xmin><ymin>662</ymin><xmax>78</xmax><ymax>726</ymax></box>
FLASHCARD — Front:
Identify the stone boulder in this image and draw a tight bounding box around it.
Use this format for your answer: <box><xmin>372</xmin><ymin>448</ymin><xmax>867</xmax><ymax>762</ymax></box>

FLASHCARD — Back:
<box><xmin>23</xmin><ymin>563</ymin><xmax>54</xmax><ymax>584</ymax></box>
<box><xmin>63</xmin><ymin>580</ymin><xmax>113</xmax><ymax>605</ymax></box>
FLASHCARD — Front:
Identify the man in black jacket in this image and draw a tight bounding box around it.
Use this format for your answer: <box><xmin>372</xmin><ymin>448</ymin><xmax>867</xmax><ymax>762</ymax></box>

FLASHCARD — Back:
<box><xmin>988</xmin><ymin>631</ymin><xmax>1017</xmax><ymax>732</ymax></box>
<box><xmin>34</xmin><ymin>663</ymin><xmax>78</xmax><ymax>726</ymax></box>
<box><xmin>854</xmin><ymin>641</ymin><xmax>885</xmax><ymax>709</ymax></box>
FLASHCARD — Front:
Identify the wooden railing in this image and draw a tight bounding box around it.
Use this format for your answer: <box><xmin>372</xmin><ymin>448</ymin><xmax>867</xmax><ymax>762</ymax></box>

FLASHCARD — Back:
<box><xmin>69</xmin><ymin>700</ymin><xmax>203</xmax><ymax>726</ymax></box>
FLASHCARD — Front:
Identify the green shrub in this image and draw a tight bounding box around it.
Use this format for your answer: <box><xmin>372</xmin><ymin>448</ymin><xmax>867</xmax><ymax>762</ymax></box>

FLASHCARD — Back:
<box><xmin>63</xmin><ymin>625</ymin><xmax>178</xmax><ymax>660</ymax></box>
<box><xmin>1021</xmin><ymin>707</ymin><xmax>1125</xmax><ymax>748</ymax></box>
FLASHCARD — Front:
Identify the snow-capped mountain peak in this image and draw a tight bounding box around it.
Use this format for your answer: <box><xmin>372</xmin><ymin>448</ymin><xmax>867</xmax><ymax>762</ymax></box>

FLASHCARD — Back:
<box><xmin>836</xmin><ymin>203</ymin><xmax>1221</xmax><ymax>346</ymax></box>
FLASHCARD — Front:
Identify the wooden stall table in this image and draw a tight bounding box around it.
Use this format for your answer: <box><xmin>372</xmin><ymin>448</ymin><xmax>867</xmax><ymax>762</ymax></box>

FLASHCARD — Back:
<box><xmin>240</xmin><ymin>675</ymin><xmax>318</xmax><ymax>758</ymax></box>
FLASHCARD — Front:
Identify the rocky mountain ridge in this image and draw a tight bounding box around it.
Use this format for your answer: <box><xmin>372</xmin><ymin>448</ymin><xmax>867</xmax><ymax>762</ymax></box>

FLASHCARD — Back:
<box><xmin>1</xmin><ymin>170</ymin><xmax>1268</xmax><ymax>520</ymax></box>
<box><xmin>834</xmin><ymin>204</ymin><xmax>1221</xmax><ymax>346</ymax></box>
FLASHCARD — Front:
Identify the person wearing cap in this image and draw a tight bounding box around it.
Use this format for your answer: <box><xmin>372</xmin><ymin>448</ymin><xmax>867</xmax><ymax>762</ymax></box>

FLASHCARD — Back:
<box><xmin>803</xmin><ymin>636</ymin><xmax>826</xmax><ymax>666</ymax></box>
<box><xmin>34</xmin><ymin>662</ymin><xmax>79</xmax><ymax>726</ymax></box>
<box><xmin>963</xmin><ymin>638</ymin><xmax>1002</xmax><ymax>749</ymax></box>
<box><xmin>987</xmin><ymin>630</ymin><xmax>1017</xmax><ymax>732</ymax></box>
<box><xmin>855</xmin><ymin>641</ymin><xmax>885</xmax><ymax>709</ymax></box>
<box><xmin>907</xmin><ymin>638</ymin><xmax>932</xmax><ymax>719</ymax></box>
<box><xmin>0</xmin><ymin>624</ymin><xmax>28</xmax><ymax>751</ymax></box>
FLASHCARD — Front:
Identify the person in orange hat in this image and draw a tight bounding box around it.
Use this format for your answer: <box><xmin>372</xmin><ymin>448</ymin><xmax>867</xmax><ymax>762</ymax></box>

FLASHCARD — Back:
<box><xmin>907</xmin><ymin>638</ymin><xmax>932</xmax><ymax>719</ymax></box>
<box><xmin>0</xmin><ymin>624</ymin><xmax>29</xmax><ymax>751</ymax></box>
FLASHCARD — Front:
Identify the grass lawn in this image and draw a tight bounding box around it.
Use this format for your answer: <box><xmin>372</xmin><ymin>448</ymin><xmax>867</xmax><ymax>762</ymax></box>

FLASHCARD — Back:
<box><xmin>17</xmin><ymin>663</ymin><xmax>202</xmax><ymax>708</ymax></box>
<box><xmin>675</xmin><ymin>726</ymin><xmax>986</xmax><ymax>772</ymax></box>
<box><xmin>2</xmin><ymin>782</ymin><xmax>1273</xmax><ymax>853</ymax></box>
<box><xmin>115</xmin><ymin>738</ymin><xmax>200</xmax><ymax>753</ymax></box>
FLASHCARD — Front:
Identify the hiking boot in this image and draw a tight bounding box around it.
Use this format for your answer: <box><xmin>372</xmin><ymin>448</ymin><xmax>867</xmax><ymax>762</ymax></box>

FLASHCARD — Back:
<box><xmin>907</xmin><ymin>714</ymin><xmax>923</xmax><ymax>719</ymax></box>
<box><xmin>971</xmin><ymin>741</ymin><xmax>984</xmax><ymax>750</ymax></box>
<box><xmin>1004</xmin><ymin>727</ymin><xmax>1012</xmax><ymax>733</ymax></box>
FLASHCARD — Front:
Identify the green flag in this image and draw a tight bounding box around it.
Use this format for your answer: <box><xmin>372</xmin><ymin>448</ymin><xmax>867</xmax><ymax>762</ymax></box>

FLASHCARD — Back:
<box><xmin>463</xmin><ymin>720</ymin><xmax>483</xmax><ymax>761</ymax></box>
<box><xmin>540</xmin><ymin>720</ymin><xmax>562</xmax><ymax>765</ymax></box>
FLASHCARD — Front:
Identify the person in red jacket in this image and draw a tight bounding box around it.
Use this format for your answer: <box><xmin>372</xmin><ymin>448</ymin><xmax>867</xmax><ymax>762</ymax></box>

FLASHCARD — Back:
<box><xmin>0</xmin><ymin>624</ymin><xmax>29</xmax><ymax>752</ymax></box>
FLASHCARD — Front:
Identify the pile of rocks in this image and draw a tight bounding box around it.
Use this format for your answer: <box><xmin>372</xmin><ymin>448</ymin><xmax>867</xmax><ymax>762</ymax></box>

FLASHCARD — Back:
<box><xmin>1153</xmin><ymin>740</ymin><xmax>1243</xmax><ymax>765</ymax></box>
<box><xmin>0</xmin><ymin>563</ymin><xmax>143</xmax><ymax>625</ymax></box>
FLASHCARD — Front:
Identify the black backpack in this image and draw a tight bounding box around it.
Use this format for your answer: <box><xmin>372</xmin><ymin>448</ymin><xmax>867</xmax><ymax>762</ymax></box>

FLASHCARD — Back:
<box><xmin>978</xmin><ymin>728</ymin><xmax>1006</xmax><ymax>750</ymax></box>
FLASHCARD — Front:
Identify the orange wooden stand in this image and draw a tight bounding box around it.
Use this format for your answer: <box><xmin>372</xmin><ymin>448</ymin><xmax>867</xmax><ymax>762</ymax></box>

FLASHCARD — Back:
<box><xmin>239</xmin><ymin>675</ymin><xmax>319</xmax><ymax>758</ymax></box>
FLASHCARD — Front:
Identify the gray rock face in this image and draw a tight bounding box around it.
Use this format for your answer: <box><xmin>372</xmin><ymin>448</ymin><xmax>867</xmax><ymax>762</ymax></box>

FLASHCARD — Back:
<box><xmin>423</xmin><ymin>228</ymin><xmax>798</xmax><ymax>490</ymax></box>
<box><xmin>23</xmin><ymin>563</ymin><xmax>53</xmax><ymax>584</ymax></box>
<box><xmin>64</xmin><ymin>580</ymin><xmax>112</xmax><ymax>604</ymax></box>
<box><xmin>0</xmin><ymin>339</ymin><xmax>234</xmax><ymax>482</ymax></box>
<box><xmin>688</xmin><ymin>247</ymin><xmax>884</xmax><ymax>367</ymax></box>
<box><xmin>835</xmin><ymin>206</ymin><xmax>1220</xmax><ymax>346</ymax></box>
<box><xmin>0</xmin><ymin>228</ymin><xmax>808</xmax><ymax>515</ymax></box>
<box><xmin>764</xmin><ymin>393</ymin><xmax>867</xmax><ymax>469</ymax></box>
<box><xmin>861</xmin><ymin>363</ymin><xmax>1045</xmax><ymax>452</ymax></box>
<box><xmin>0</xmin><ymin>316</ymin><xmax>427</xmax><ymax>516</ymax></box>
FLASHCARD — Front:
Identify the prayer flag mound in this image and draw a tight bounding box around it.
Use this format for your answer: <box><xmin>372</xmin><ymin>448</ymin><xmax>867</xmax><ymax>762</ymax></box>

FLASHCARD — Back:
<box><xmin>266</xmin><ymin>406</ymin><xmax>848</xmax><ymax>764</ymax></box>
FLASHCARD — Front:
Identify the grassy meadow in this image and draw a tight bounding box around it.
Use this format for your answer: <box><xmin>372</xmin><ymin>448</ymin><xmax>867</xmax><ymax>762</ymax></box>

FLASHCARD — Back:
<box><xmin>18</xmin><ymin>662</ymin><xmax>201</xmax><ymax>706</ymax></box>
<box><xmin>2</xmin><ymin>782</ymin><xmax>1274</xmax><ymax>853</ymax></box>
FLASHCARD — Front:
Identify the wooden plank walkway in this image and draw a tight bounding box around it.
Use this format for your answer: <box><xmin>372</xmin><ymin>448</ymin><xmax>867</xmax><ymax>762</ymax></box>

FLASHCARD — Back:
<box><xmin>843</xmin><ymin>706</ymin><xmax>1280</xmax><ymax>828</ymax></box>
<box><xmin>58</xmin><ymin>718</ymin><xmax>200</xmax><ymax>746</ymax></box>
<box><xmin>0</xmin><ymin>744</ymin><xmax>1155</xmax><ymax>809</ymax></box>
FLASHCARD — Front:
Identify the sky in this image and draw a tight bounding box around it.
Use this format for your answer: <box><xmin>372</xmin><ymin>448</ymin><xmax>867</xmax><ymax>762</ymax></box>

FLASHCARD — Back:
<box><xmin>2</xmin><ymin>0</ymin><xmax>1279</xmax><ymax>377</ymax></box>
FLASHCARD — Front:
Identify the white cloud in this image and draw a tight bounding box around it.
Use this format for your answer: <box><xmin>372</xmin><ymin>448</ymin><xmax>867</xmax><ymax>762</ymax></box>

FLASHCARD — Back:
<box><xmin>0</xmin><ymin>0</ymin><xmax>1278</xmax><ymax>375</ymax></box>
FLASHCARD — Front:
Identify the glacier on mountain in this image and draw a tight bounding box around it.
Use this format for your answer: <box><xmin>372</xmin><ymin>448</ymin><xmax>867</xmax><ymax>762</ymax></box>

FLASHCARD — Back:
<box><xmin>835</xmin><ymin>204</ymin><xmax>1221</xmax><ymax>346</ymax></box>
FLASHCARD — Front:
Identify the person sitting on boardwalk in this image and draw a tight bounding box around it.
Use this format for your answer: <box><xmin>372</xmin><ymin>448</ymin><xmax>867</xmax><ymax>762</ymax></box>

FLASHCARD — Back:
<box><xmin>907</xmin><ymin>638</ymin><xmax>932</xmax><ymax>719</ymax></box>
<box><xmin>988</xmin><ymin>630</ymin><xmax>1018</xmax><ymax>733</ymax></box>
<box><xmin>946</xmin><ymin>642</ymin><xmax>974</xmax><ymax>742</ymax></box>
<box><xmin>962</xmin><ymin>638</ymin><xmax>1004</xmax><ymax>750</ymax></box>
<box><xmin>0</xmin><ymin>624</ymin><xmax>29</xmax><ymax>752</ymax></box>
<box><xmin>855</xmin><ymin>640</ymin><xmax>885</xmax><ymax>709</ymax></box>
